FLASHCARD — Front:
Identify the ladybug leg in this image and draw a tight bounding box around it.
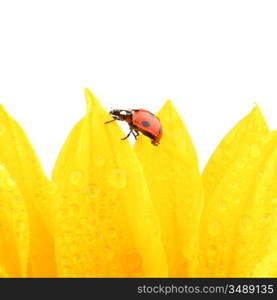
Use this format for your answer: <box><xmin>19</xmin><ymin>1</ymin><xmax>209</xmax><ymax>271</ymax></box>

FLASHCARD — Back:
<box><xmin>121</xmin><ymin>130</ymin><xmax>132</xmax><ymax>140</ymax></box>
<box><xmin>104</xmin><ymin>116</ymin><xmax>119</xmax><ymax>124</ymax></box>
<box><xmin>132</xmin><ymin>130</ymin><xmax>139</xmax><ymax>140</ymax></box>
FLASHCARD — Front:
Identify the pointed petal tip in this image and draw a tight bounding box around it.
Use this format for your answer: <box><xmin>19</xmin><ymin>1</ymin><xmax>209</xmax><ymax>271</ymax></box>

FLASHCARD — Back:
<box><xmin>158</xmin><ymin>99</ymin><xmax>174</xmax><ymax>113</ymax></box>
<box><xmin>247</xmin><ymin>103</ymin><xmax>268</xmax><ymax>130</ymax></box>
<box><xmin>163</xmin><ymin>99</ymin><xmax>173</xmax><ymax>109</ymax></box>
<box><xmin>84</xmin><ymin>87</ymin><xmax>98</xmax><ymax>113</ymax></box>
<box><xmin>158</xmin><ymin>99</ymin><xmax>180</xmax><ymax>120</ymax></box>
<box><xmin>251</xmin><ymin>102</ymin><xmax>263</xmax><ymax>116</ymax></box>
<box><xmin>83</xmin><ymin>88</ymin><xmax>110</xmax><ymax>119</ymax></box>
<box><xmin>253</xmin><ymin>104</ymin><xmax>269</xmax><ymax>130</ymax></box>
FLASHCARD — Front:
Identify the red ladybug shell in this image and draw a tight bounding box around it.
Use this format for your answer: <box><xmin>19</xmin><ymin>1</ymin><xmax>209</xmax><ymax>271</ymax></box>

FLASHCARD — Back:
<box><xmin>132</xmin><ymin>109</ymin><xmax>162</xmax><ymax>140</ymax></box>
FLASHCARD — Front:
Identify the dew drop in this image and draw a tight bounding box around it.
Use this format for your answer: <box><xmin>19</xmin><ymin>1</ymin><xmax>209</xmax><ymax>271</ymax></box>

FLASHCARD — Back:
<box><xmin>69</xmin><ymin>170</ymin><xmax>84</xmax><ymax>185</ymax></box>
<box><xmin>108</xmin><ymin>169</ymin><xmax>127</xmax><ymax>189</ymax></box>
<box><xmin>85</xmin><ymin>184</ymin><xmax>100</xmax><ymax>198</ymax></box>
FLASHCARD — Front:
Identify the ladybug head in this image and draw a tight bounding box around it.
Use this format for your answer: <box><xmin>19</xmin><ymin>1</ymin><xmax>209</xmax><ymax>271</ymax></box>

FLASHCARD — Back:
<box><xmin>109</xmin><ymin>109</ymin><xmax>132</xmax><ymax>121</ymax></box>
<box><xmin>109</xmin><ymin>109</ymin><xmax>121</xmax><ymax>117</ymax></box>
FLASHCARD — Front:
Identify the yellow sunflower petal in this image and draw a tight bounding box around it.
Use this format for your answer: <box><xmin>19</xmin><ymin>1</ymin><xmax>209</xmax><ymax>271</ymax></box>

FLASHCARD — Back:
<box><xmin>0</xmin><ymin>105</ymin><xmax>57</xmax><ymax>277</ymax></box>
<box><xmin>225</xmin><ymin>132</ymin><xmax>277</xmax><ymax>276</ymax></box>
<box><xmin>197</xmin><ymin>106</ymin><xmax>270</xmax><ymax>277</ymax></box>
<box><xmin>0</xmin><ymin>163</ymin><xmax>29</xmax><ymax>277</ymax></box>
<box><xmin>202</xmin><ymin>105</ymin><xmax>269</xmax><ymax>198</ymax></box>
<box><xmin>134</xmin><ymin>100</ymin><xmax>204</xmax><ymax>277</ymax></box>
<box><xmin>246</xmin><ymin>131</ymin><xmax>277</xmax><ymax>277</ymax></box>
<box><xmin>53</xmin><ymin>88</ymin><xmax>168</xmax><ymax>277</ymax></box>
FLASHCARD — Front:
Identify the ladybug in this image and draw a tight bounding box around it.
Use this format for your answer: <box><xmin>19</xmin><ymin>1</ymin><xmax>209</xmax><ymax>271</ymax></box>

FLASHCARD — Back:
<box><xmin>105</xmin><ymin>109</ymin><xmax>163</xmax><ymax>146</ymax></box>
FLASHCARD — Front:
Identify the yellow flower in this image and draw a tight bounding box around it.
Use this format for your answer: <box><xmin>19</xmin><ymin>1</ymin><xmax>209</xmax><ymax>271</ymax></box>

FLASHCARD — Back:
<box><xmin>52</xmin><ymin>89</ymin><xmax>167</xmax><ymax>277</ymax></box>
<box><xmin>0</xmin><ymin>105</ymin><xmax>58</xmax><ymax>277</ymax></box>
<box><xmin>197</xmin><ymin>106</ymin><xmax>277</xmax><ymax>277</ymax></box>
<box><xmin>134</xmin><ymin>100</ymin><xmax>204</xmax><ymax>277</ymax></box>
<box><xmin>0</xmin><ymin>89</ymin><xmax>276</xmax><ymax>277</ymax></box>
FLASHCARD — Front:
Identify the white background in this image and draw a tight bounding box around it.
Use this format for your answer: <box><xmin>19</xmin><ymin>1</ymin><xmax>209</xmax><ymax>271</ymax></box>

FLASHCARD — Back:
<box><xmin>0</xmin><ymin>0</ymin><xmax>277</xmax><ymax>177</ymax></box>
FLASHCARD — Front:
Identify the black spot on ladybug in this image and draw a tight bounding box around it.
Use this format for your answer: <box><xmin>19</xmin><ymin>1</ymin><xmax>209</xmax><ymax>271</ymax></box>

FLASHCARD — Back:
<box><xmin>148</xmin><ymin>112</ymin><xmax>155</xmax><ymax>118</ymax></box>
<box><xmin>142</xmin><ymin>121</ymin><xmax>150</xmax><ymax>128</ymax></box>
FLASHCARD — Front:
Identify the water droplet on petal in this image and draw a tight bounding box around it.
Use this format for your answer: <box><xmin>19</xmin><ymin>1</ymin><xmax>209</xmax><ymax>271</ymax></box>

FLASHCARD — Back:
<box><xmin>85</xmin><ymin>184</ymin><xmax>100</xmax><ymax>198</ymax></box>
<box><xmin>108</xmin><ymin>169</ymin><xmax>127</xmax><ymax>189</ymax></box>
<box><xmin>69</xmin><ymin>170</ymin><xmax>84</xmax><ymax>185</ymax></box>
